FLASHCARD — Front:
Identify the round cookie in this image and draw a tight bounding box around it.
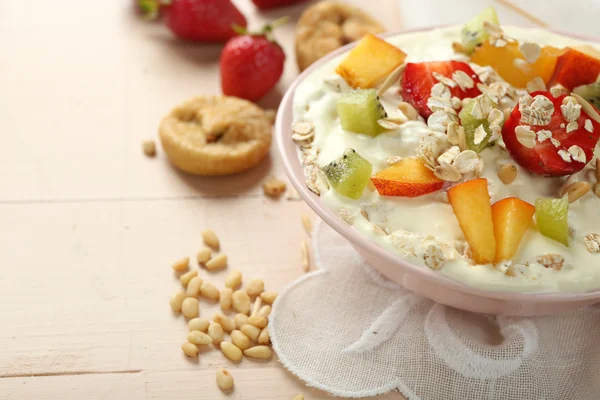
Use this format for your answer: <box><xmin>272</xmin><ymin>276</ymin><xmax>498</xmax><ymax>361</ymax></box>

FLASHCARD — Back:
<box><xmin>159</xmin><ymin>96</ymin><xmax>272</xmax><ymax>176</ymax></box>
<box><xmin>295</xmin><ymin>1</ymin><xmax>385</xmax><ymax>72</ymax></box>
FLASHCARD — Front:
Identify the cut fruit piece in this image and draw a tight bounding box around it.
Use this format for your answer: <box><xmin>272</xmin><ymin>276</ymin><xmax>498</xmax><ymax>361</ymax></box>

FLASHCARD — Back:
<box><xmin>400</xmin><ymin>61</ymin><xmax>482</xmax><ymax>118</ymax></box>
<box><xmin>535</xmin><ymin>198</ymin><xmax>569</xmax><ymax>246</ymax></box>
<box><xmin>491</xmin><ymin>197</ymin><xmax>535</xmax><ymax>262</ymax></box>
<box><xmin>447</xmin><ymin>178</ymin><xmax>496</xmax><ymax>264</ymax></box>
<box><xmin>573</xmin><ymin>82</ymin><xmax>600</xmax><ymax>110</ymax></box>
<box><xmin>460</xmin><ymin>7</ymin><xmax>500</xmax><ymax>54</ymax></box>
<box><xmin>336</xmin><ymin>34</ymin><xmax>407</xmax><ymax>89</ymax></box>
<box><xmin>470</xmin><ymin>41</ymin><xmax>565</xmax><ymax>88</ymax></box>
<box><xmin>458</xmin><ymin>96</ymin><xmax>498</xmax><ymax>153</ymax></box>
<box><xmin>502</xmin><ymin>91</ymin><xmax>600</xmax><ymax>176</ymax></box>
<box><xmin>371</xmin><ymin>158</ymin><xmax>444</xmax><ymax>197</ymax></box>
<box><xmin>322</xmin><ymin>149</ymin><xmax>373</xmax><ymax>200</ymax></box>
<box><xmin>549</xmin><ymin>47</ymin><xmax>600</xmax><ymax>91</ymax></box>
<box><xmin>337</xmin><ymin>89</ymin><xmax>386</xmax><ymax>136</ymax></box>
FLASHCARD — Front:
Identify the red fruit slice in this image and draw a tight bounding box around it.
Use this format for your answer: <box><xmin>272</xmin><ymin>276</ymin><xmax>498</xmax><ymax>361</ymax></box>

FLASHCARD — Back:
<box><xmin>549</xmin><ymin>47</ymin><xmax>600</xmax><ymax>91</ymax></box>
<box><xmin>400</xmin><ymin>61</ymin><xmax>482</xmax><ymax>119</ymax></box>
<box><xmin>502</xmin><ymin>91</ymin><xmax>600</xmax><ymax>176</ymax></box>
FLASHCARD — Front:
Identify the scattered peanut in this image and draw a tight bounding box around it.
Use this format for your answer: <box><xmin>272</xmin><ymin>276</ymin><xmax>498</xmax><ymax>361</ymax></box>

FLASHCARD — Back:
<box><xmin>200</xmin><ymin>281</ymin><xmax>220</xmax><ymax>300</ymax></box>
<box><xmin>240</xmin><ymin>324</ymin><xmax>261</xmax><ymax>341</ymax></box>
<box><xmin>188</xmin><ymin>318</ymin><xmax>210</xmax><ymax>332</ymax></box>
<box><xmin>181</xmin><ymin>342</ymin><xmax>199</xmax><ymax>358</ymax></box>
<box><xmin>196</xmin><ymin>247</ymin><xmax>212</xmax><ymax>264</ymax></box>
<box><xmin>231</xmin><ymin>329</ymin><xmax>252</xmax><ymax>350</ymax></box>
<box><xmin>142</xmin><ymin>139</ymin><xmax>157</xmax><ymax>157</ymax></box>
<box><xmin>258</xmin><ymin>327</ymin><xmax>270</xmax><ymax>345</ymax></box>
<box><xmin>301</xmin><ymin>214</ymin><xmax>313</xmax><ymax>236</ymax></box>
<box><xmin>221</xmin><ymin>341</ymin><xmax>243</xmax><ymax>361</ymax></box>
<box><xmin>232</xmin><ymin>290</ymin><xmax>251</xmax><ymax>314</ymax></box>
<box><xmin>202</xmin><ymin>229</ymin><xmax>220</xmax><ymax>250</ymax></box>
<box><xmin>181</xmin><ymin>297</ymin><xmax>200</xmax><ymax>319</ymax></box>
<box><xmin>186</xmin><ymin>276</ymin><xmax>203</xmax><ymax>297</ymax></box>
<box><xmin>251</xmin><ymin>297</ymin><xmax>262</xmax><ymax>317</ymax></box>
<box><xmin>243</xmin><ymin>345</ymin><xmax>272</xmax><ymax>359</ymax></box>
<box><xmin>208</xmin><ymin>322</ymin><xmax>225</xmax><ymax>344</ymax></box>
<box><xmin>205</xmin><ymin>253</ymin><xmax>227</xmax><ymax>271</ymax></box>
<box><xmin>566</xmin><ymin>181</ymin><xmax>591</xmax><ymax>203</ymax></box>
<box><xmin>292</xmin><ymin>395</ymin><xmax>304</xmax><ymax>400</ymax></box>
<box><xmin>220</xmin><ymin>288</ymin><xmax>233</xmax><ymax>310</ymax></box>
<box><xmin>248</xmin><ymin>316</ymin><xmax>268</xmax><ymax>329</ymax></box>
<box><xmin>214</xmin><ymin>313</ymin><xmax>236</xmax><ymax>333</ymax></box>
<box><xmin>216</xmin><ymin>368</ymin><xmax>234</xmax><ymax>391</ymax></box>
<box><xmin>246</xmin><ymin>279</ymin><xmax>265</xmax><ymax>297</ymax></box>
<box><xmin>257</xmin><ymin>305</ymin><xmax>272</xmax><ymax>319</ymax></box>
<box><xmin>169</xmin><ymin>291</ymin><xmax>187</xmax><ymax>313</ymax></box>
<box><xmin>263</xmin><ymin>178</ymin><xmax>287</xmax><ymax>198</ymax></box>
<box><xmin>234</xmin><ymin>313</ymin><xmax>249</xmax><ymax>329</ymax></box>
<box><xmin>179</xmin><ymin>270</ymin><xmax>198</xmax><ymax>287</ymax></box>
<box><xmin>172</xmin><ymin>257</ymin><xmax>190</xmax><ymax>272</ymax></box>
<box><xmin>498</xmin><ymin>163</ymin><xmax>517</xmax><ymax>185</ymax></box>
<box><xmin>187</xmin><ymin>330</ymin><xmax>212</xmax><ymax>345</ymax></box>
<box><xmin>225</xmin><ymin>270</ymin><xmax>243</xmax><ymax>289</ymax></box>
<box><xmin>260</xmin><ymin>291</ymin><xmax>278</xmax><ymax>305</ymax></box>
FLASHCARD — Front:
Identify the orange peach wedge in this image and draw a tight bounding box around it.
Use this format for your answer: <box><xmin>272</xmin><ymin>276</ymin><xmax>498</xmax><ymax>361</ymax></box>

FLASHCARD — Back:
<box><xmin>491</xmin><ymin>197</ymin><xmax>535</xmax><ymax>262</ymax></box>
<box><xmin>371</xmin><ymin>158</ymin><xmax>444</xmax><ymax>197</ymax></box>
<box><xmin>548</xmin><ymin>47</ymin><xmax>600</xmax><ymax>90</ymax></box>
<box><xmin>470</xmin><ymin>41</ymin><xmax>564</xmax><ymax>88</ymax></box>
<box><xmin>447</xmin><ymin>178</ymin><xmax>496</xmax><ymax>264</ymax></box>
<box><xmin>336</xmin><ymin>34</ymin><xmax>406</xmax><ymax>89</ymax></box>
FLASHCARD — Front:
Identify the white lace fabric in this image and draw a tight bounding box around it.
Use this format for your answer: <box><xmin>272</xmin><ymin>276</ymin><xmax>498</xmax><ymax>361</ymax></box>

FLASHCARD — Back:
<box><xmin>269</xmin><ymin>221</ymin><xmax>600</xmax><ymax>400</ymax></box>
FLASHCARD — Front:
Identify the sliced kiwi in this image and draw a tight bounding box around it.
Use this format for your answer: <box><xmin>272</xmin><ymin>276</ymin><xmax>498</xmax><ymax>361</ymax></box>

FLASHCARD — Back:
<box><xmin>573</xmin><ymin>82</ymin><xmax>600</xmax><ymax>110</ymax></box>
<box><xmin>322</xmin><ymin>149</ymin><xmax>373</xmax><ymax>200</ymax></box>
<box><xmin>337</xmin><ymin>89</ymin><xmax>387</xmax><ymax>137</ymax></box>
<box><xmin>461</xmin><ymin>7</ymin><xmax>500</xmax><ymax>54</ymax></box>
<box><xmin>458</xmin><ymin>97</ymin><xmax>499</xmax><ymax>153</ymax></box>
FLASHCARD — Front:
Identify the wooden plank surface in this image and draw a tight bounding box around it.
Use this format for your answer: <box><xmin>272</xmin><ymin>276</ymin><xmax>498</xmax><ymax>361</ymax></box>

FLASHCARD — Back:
<box><xmin>0</xmin><ymin>0</ymin><xmax>405</xmax><ymax>398</ymax></box>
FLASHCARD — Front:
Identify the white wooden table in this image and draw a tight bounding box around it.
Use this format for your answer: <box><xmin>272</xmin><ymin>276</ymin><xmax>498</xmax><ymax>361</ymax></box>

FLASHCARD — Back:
<box><xmin>0</xmin><ymin>1</ymin><xmax>589</xmax><ymax>398</ymax></box>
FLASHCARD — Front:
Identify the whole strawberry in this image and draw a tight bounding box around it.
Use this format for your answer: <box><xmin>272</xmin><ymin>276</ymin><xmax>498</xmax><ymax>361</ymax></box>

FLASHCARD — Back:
<box><xmin>252</xmin><ymin>0</ymin><xmax>308</xmax><ymax>9</ymax></box>
<box><xmin>162</xmin><ymin>0</ymin><xmax>247</xmax><ymax>42</ymax></box>
<box><xmin>220</xmin><ymin>18</ymin><xmax>287</xmax><ymax>102</ymax></box>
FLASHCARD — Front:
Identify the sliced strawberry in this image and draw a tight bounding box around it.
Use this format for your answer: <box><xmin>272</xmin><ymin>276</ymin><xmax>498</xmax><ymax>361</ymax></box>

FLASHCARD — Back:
<box><xmin>502</xmin><ymin>91</ymin><xmax>600</xmax><ymax>176</ymax></box>
<box><xmin>400</xmin><ymin>61</ymin><xmax>482</xmax><ymax>119</ymax></box>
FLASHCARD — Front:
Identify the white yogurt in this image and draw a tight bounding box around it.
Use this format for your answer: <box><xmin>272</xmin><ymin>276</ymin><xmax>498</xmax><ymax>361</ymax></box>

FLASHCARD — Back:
<box><xmin>293</xmin><ymin>25</ymin><xmax>600</xmax><ymax>293</ymax></box>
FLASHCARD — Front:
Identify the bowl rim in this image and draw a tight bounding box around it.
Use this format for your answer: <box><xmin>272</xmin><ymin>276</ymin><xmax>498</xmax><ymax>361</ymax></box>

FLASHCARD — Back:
<box><xmin>275</xmin><ymin>25</ymin><xmax>600</xmax><ymax>302</ymax></box>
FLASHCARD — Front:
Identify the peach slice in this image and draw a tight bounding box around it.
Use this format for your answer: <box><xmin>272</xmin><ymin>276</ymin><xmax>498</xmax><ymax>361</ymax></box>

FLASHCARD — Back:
<box><xmin>491</xmin><ymin>197</ymin><xmax>535</xmax><ymax>262</ymax></box>
<box><xmin>447</xmin><ymin>178</ymin><xmax>496</xmax><ymax>264</ymax></box>
<box><xmin>371</xmin><ymin>158</ymin><xmax>444</xmax><ymax>197</ymax></box>
<box><xmin>470</xmin><ymin>41</ymin><xmax>564</xmax><ymax>88</ymax></box>
<box><xmin>336</xmin><ymin>34</ymin><xmax>407</xmax><ymax>89</ymax></box>
<box><xmin>548</xmin><ymin>47</ymin><xmax>600</xmax><ymax>90</ymax></box>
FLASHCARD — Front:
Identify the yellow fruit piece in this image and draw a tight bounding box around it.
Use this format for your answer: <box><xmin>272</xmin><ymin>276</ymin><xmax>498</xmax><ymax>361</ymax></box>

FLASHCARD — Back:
<box><xmin>336</xmin><ymin>34</ymin><xmax>406</xmax><ymax>89</ymax></box>
<box><xmin>447</xmin><ymin>178</ymin><xmax>496</xmax><ymax>264</ymax></box>
<box><xmin>470</xmin><ymin>41</ymin><xmax>564</xmax><ymax>88</ymax></box>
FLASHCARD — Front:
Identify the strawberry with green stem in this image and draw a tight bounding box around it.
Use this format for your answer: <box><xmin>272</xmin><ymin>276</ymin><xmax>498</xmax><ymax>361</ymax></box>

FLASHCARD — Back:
<box><xmin>141</xmin><ymin>0</ymin><xmax>247</xmax><ymax>42</ymax></box>
<box><xmin>220</xmin><ymin>17</ymin><xmax>288</xmax><ymax>102</ymax></box>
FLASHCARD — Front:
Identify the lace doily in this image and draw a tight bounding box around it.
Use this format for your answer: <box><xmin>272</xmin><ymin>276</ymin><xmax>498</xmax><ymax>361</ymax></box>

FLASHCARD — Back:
<box><xmin>269</xmin><ymin>221</ymin><xmax>600</xmax><ymax>400</ymax></box>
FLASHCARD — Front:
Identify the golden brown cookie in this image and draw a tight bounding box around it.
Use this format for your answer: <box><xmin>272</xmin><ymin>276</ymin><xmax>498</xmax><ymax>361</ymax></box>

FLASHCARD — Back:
<box><xmin>295</xmin><ymin>1</ymin><xmax>385</xmax><ymax>72</ymax></box>
<box><xmin>159</xmin><ymin>96</ymin><xmax>272</xmax><ymax>176</ymax></box>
